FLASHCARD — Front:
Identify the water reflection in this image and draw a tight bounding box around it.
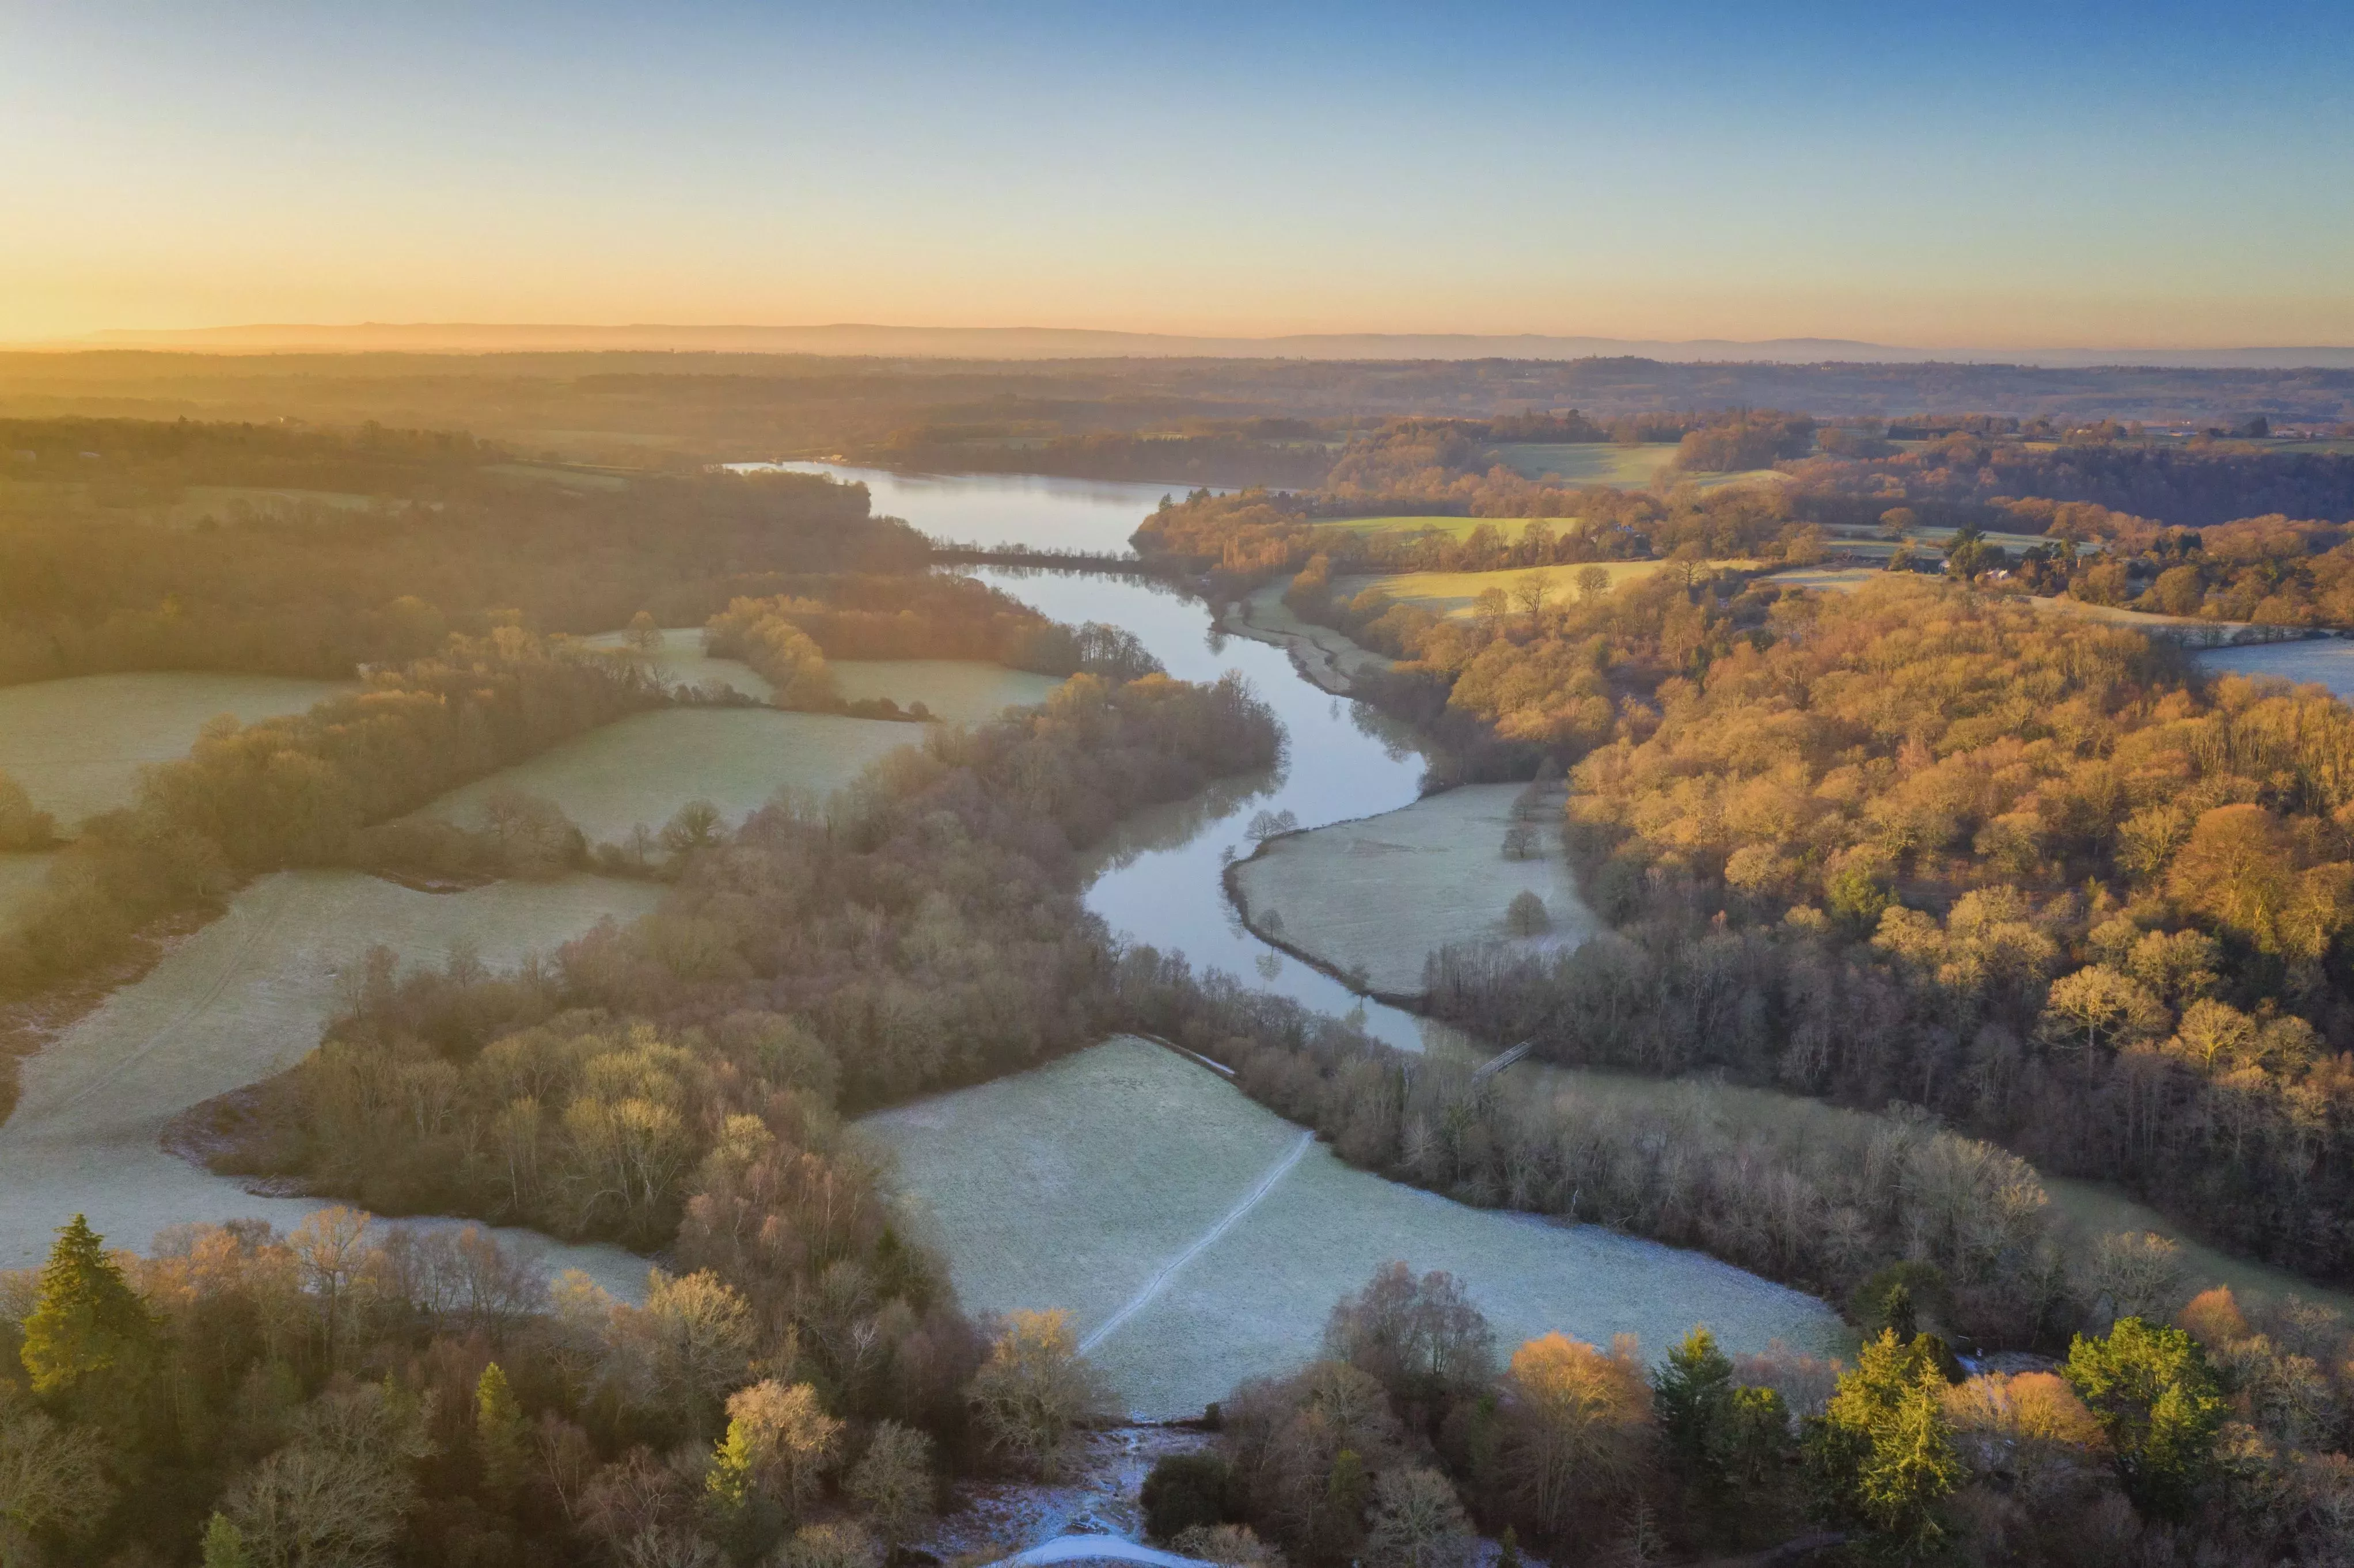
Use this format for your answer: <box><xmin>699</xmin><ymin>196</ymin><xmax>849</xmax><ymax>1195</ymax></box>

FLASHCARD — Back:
<box><xmin>727</xmin><ymin>461</ymin><xmax>1217</xmax><ymax>557</ymax></box>
<box><xmin>732</xmin><ymin>466</ymin><xmax>1465</xmax><ymax>1054</ymax></box>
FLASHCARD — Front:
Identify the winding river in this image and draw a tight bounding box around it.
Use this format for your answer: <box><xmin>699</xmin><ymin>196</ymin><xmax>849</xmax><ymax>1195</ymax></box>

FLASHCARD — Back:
<box><xmin>761</xmin><ymin>464</ymin><xmax>1468</xmax><ymax>1055</ymax></box>
<box><xmin>772</xmin><ymin>464</ymin><xmax>2354</xmax><ymax>1321</ymax></box>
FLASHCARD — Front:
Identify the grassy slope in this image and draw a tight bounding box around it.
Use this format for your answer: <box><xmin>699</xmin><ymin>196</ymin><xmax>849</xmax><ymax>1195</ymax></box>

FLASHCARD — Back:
<box><xmin>829</xmin><ymin>660</ymin><xmax>1062</xmax><ymax>724</ymax></box>
<box><xmin>584</xmin><ymin>627</ymin><xmax>1063</xmax><ymax>724</ymax></box>
<box><xmin>419</xmin><ymin>709</ymin><xmax>918</xmax><ymax>843</ymax></box>
<box><xmin>0</xmin><ymin>672</ymin><xmax>359</xmax><ymax>830</ymax></box>
<box><xmin>1491</xmin><ymin>442</ymin><xmax>1782</xmax><ymax>491</ymax></box>
<box><xmin>861</xmin><ymin>1037</ymin><xmax>1837</xmax><ymax>1419</ymax></box>
<box><xmin>1232</xmin><ymin>784</ymin><xmax>1599</xmax><ymax>996</ymax></box>
<box><xmin>1339</xmin><ymin>560</ymin><xmax>1755</xmax><ymax>620</ymax></box>
<box><xmin>0</xmin><ymin>868</ymin><xmax>660</xmax><ymax>1292</ymax></box>
<box><xmin>1312</xmin><ymin>515</ymin><xmax>1582</xmax><ymax>544</ymax></box>
<box><xmin>581</xmin><ymin>627</ymin><xmax>774</xmax><ymax>700</ymax></box>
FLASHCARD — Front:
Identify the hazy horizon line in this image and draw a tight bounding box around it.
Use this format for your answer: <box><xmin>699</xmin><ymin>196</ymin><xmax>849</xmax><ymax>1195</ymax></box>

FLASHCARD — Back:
<box><xmin>7</xmin><ymin>321</ymin><xmax>2354</xmax><ymax>370</ymax></box>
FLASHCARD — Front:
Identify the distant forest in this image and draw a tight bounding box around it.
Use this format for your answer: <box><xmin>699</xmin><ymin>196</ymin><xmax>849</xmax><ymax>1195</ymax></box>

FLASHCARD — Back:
<box><xmin>3</xmin><ymin>352</ymin><xmax>2352</xmax><ymax>476</ymax></box>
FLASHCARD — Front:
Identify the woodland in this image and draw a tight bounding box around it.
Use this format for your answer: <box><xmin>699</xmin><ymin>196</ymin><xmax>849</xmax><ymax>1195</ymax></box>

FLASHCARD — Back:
<box><xmin>11</xmin><ymin>393</ymin><xmax>2354</xmax><ymax>1565</ymax></box>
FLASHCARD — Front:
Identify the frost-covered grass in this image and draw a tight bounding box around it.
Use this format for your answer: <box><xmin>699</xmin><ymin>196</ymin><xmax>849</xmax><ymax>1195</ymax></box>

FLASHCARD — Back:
<box><xmin>0</xmin><ymin>868</ymin><xmax>660</xmax><ymax>1293</ymax></box>
<box><xmin>580</xmin><ymin>627</ymin><xmax>773</xmax><ymax>700</ymax></box>
<box><xmin>2197</xmin><ymin>639</ymin><xmax>2354</xmax><ymax>700</ymax></box>
<box><xmin>861</xmin><ymin>1038</ymin><xmax>1837</xmax><ymax>1419</ymax></box>
<box><xmin>0</xmin><ymin>671</ymin><xmax>357</xmax><ymax>829</ymax></box>
<box><xmin>1232</xmin><ymin>784</ymin><xmax>1597</xmax><ymax>996</ymax></box>
<box><xmin>583</xmin><ymin>627</ymin><xmax>1063</xmax><ymax>723</ymax></box>
<box><xmin>830</xmin><ymin>659</ymin><xmax>1062</xmax><ymax>724</ymax></box>
<box><xmin>419</xmin><ymin>708</ymin><xmax>917</xmax><ymax>844</ymax></box>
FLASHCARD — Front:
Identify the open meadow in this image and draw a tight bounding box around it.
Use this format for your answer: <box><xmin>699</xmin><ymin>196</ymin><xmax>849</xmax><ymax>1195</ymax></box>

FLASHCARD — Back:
<box><xmin>1232</xmin><ymin>784</ymin><xmax>1597</xmax><ymax>996</ymax></box>
<box><xmin>830</xmin><ymin>658</ymin><xmax>1062</xmax><ymax>723</ymax></box>
<box><xmin>1311</xmin><ymin>515</ymin><xmax>1581</xmax><ymax>544</ymax></box>
<box><xmin>0</xmin><ymin>671</ymin><xmax>358</xmax><ymax>829</ymax></box>
<box><xmin>1338</xmin><ymin>560</ymin><xmax>1754</xmax><ymax>620</ymax></box>
<box><xmin>582</xmin><ymin>625</ymin><xmax>774</xmax><ymax>700</ymax></box>
<box><xmin>419</xmin><ymin>707</ymin><xmax>919</xmax><ymax>844</ymax></box>
<box><xmin>585</xmin><ymin>627</ymin><xmax>1063</xmax><ymax>723</ymax></box>
<box><xmin>860</xmin><ymin>1037</ymin><xmax>1839</xmax><ymax>1419</ymax></box>
<box><xmin>0</xmin><ymin>867</ymin><xmax>662</xmax><ymax>1293</ymax></box>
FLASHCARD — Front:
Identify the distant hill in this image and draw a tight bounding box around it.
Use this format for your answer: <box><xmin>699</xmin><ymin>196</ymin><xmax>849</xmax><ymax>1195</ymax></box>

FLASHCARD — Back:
<box><xmin>70</xmin><ymin>321</ymin><xmax>2354</xmax><ymax>370</ymax></box>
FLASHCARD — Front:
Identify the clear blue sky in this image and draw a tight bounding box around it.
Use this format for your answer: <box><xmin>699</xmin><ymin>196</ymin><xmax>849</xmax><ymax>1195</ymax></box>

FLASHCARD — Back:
<box><xmin>3</xmin><ymin>0</ymin><xmax>2349</xmax><ymax>345</ymax></box>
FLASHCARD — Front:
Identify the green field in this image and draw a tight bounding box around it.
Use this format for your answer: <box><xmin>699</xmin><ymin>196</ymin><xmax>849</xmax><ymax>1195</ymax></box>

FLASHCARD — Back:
<box><xmin>420</xmin><ymin>708</ymin><xmax>920</xmax><ymax>844</ymax></box>
<box><xmin>861</xmin><ymin>1037</ymin><xmax>1837</xmax><ymax>1418</ymax></box>
<box><xmin>0</xmin><ymin>868</ymin><xmax>660</xmax><ymax>1293</ymax></box>
<box><xmin>830</xmin><ymin>659</ymin><xmax>1062</xmax><ymax>724</ymax></box>
<box><xmin>1312</xmin><ymin>514</ymin><xmax>1582</xmax><ymax>544</ymax></box>
<box><xmin>0</xmin><ymin>671</ymin><xmax>359</xmax><ymax>830</ymax></box>
<box><xmin>1491</xmin><ymin>443</ymin><xmax>1782</xmax><ymax>491</ymax></box>
<box><xmin>1338</xmin><ymin>559</ymin><xmax>1755</xmax><ymax>620</ymax></box>
<box><xmin>1233</xmin><ymin>784</ymin><xmax>1597</xmax><ymax>996</ymax></box>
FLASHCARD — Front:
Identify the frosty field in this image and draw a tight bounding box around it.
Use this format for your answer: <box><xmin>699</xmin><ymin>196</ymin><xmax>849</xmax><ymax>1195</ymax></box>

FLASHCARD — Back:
<box><xmin>0</xmin><ymin>671</ymin><xmax>357</xmax><ymax>829</ymax></box>
<box><xmin>585</xmin><ymin>627</ymin><xmax>1062</xmax><ymax>723</ymax></box>
<box><xmin>0</xmin><ymin>867</ymin><xmax>661</xmax><ymax>1294</ymax></box>
<box><xmin>860</xmin><ymin>1037</ymin><xmax>1837</xmax><ymax>1419</ymax></box>
<box><xmin>829</xmin><ymin>659</ymin><xmax>1062</xmax><ymax>724</ymax></box>
<box><xmin>1225</xmin><ymin>583</ymin><xmax>1398</xmax><ymax>694</ymax></box>
<box><xmin>420</xmin><ymin>708</ymin><xmax>918</xmax><ymax>843</ymax></box>
<box><xmin>583</xmin><ymin>626</ymin><xmax>774</xmax><ymax>700</ymax></box>
<box><xmin>1231</xmin><ymin>784</ymin><xmax>1598</xmax><ymax>996</ymax></box>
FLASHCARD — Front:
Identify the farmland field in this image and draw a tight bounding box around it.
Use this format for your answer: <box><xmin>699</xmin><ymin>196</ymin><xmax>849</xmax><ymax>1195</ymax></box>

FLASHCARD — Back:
<box><xmin>1337</xmin><ymin>560</ymin><xmax>1755</xmax><ymax>620</ymax></box>
<box><xmin>584</xmin><ymin>627</ymin><xmax>1062</xmax><ymax>723</ymax></box>
<box><xmin>0</xmin><ymin>867</ymin><xmax>662</xmax><ymax>1294</ymax></box>
<box><xmin>1232</xmin><ymin>784</ymin><xmax>1597</xmax><ymax>996</ymax></box>
<box><xmin>861</xmin><ymin>1037</ymin><xmax>1838</xmax><ymax>1418</ymax></box>
<box><xmin>830</xmin><ymin>659</ymin><xmax>1062</xmax><ymax>723</ymax></box>
<box><xmin>1311</xmin><ymin>515</ymin><xmax>1582</xmax><ymax>544</ymax></box>
<box><xmin>1492</xmin><ymin>443</ymin><xmax>1783</xmax><ymax>491</ymax></box>
<box><xmin>420</xmin><ymin>708</ymin><xmax>918</xmax><ymax>844</ymax></box>
<box><xmin>0</xmin><ymin>671</ymin><xmax>359</xmax><ymax>830</ymax></box>
<box><xmin>582</xmin><ymin>626</ymin><xmax>773</xmax><ymax>700</ymax></box>
<box><xmin>2196</xmin><ymin>637</ymin><xmax>2354</xmax><ymax>698</ymax></box>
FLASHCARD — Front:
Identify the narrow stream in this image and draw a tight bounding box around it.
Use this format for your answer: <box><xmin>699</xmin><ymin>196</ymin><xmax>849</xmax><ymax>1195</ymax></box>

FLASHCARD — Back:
<box><xmin>757</xmin><ymin>463</ymin><xmax>1472</xmax><ymax>1054</ymax></box>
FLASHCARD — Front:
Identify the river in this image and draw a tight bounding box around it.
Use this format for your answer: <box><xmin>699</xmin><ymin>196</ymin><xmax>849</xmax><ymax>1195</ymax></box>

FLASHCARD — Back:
<box><xmin>750</xmin><ymin>463</ymin><xmax>1471</xmax><ymax>1055</ymax></box>
<box><xmin>758</xmin><ymin>464</ymin><xmax>2354</xmax><ymax>1317</ymax></box>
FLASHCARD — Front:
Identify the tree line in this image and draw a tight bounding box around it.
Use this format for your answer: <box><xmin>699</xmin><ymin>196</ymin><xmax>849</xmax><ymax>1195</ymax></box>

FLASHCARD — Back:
<box><xmin>0</xmin><ymin>419</ymin><xmax>925</xmax><ymax>688</ymax></box>
<box><xmin>1138</xmin><ymin>1258</ymin><xmax>2354</xmax><ymax>1566</ymax></box>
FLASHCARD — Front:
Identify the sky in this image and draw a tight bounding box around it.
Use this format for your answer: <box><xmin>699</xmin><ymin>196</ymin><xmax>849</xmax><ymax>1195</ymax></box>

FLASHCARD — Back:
<box><xmin>3</xmin><ymin>1</ymin><xmax>2351</xmax><ymax>348</ymax></box>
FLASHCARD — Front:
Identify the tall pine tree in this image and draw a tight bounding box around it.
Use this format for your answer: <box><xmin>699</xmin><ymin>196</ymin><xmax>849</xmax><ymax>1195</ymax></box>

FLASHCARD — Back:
<box><xmin>20</xmin><ymin>1214</ymin><xmax>154</xmax><ymax>1402</ymax></box>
